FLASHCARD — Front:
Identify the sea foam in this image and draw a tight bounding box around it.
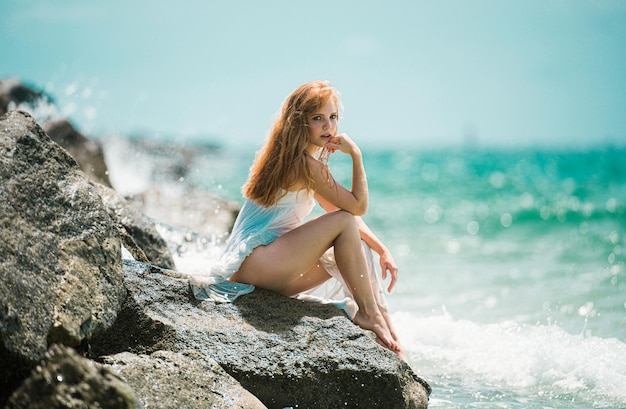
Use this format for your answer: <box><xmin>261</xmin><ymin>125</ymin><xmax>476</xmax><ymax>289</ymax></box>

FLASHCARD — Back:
<box><xmin>393</xmin><ymin>310</ymin><xmax>626</xmax><ymax>408</ymax></box>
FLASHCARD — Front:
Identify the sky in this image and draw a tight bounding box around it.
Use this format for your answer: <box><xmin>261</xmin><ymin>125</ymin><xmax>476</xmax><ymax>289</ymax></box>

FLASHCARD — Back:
<box><xmin>1</xmin><ymin>0</ymin><xmax>625</xmax><ymax>149</ymax></box>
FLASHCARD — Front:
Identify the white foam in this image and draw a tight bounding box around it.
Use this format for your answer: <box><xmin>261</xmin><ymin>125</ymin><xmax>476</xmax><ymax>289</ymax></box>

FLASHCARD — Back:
<box><xmin>101</xmin><ymin>138</ymin><xmax>154</xmax><ymax>196</ymax></box>
<box><xmin>393</xmin><ymin>309</ymin><xmax>626</xmax><ymax>407</ymax></box>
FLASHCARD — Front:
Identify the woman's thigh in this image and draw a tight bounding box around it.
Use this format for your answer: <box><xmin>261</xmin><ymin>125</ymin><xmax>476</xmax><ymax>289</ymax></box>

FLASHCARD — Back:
<box><xmin>231</xmin><ymin>210</ymin><xmax>355</xmax><ymax>292</ymax></box>
<box><xmin>279</xmin><ymin>262</ymin><xmax>332</xmax><ymax>296</ymax></box>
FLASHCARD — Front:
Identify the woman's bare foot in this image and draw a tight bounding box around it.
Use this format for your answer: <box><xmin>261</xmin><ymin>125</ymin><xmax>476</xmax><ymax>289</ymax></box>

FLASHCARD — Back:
<box><xmin>375</xmin><ymin>337</ymin><xmax>408</xmax><ymax>361</ymax></box>
<box><xmin>378</xmin><ymin>306</ymin><xmax>407</xmax><ymax>361</ymax></box>
<box><xmin>353</xmin><ymin>309</ymin><xmax>399</xmax><ymax>351</ymax></box>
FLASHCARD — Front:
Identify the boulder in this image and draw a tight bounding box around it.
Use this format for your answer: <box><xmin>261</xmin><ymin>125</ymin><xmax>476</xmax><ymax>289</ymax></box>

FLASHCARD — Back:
<box><xmin>43</xmin><ymin>119</ymin><xmax>113</xmax><ymax>187</ymax></box>
<box><xmin>5</xmin><ymin>344</ymin><xmax>140</xmax><ymax>409</ymax></box>
<box><xmin>0</xmin><ymin>79</ymin><xmax>54</xmax><ymax>117</ymax></box>
<box><xmin>102</xmin><ymin>350</ymin><xmax>267</xmax><ymax>408</ymax></box>
<box><xmin>93</xmin><ymin>182</ymin><xmax>176</xmax><ymax>270</ymax></box>
<box><xmin>0</xmin><ymin>111</ymin><xmax>125</xmax><ymax>390</ymax></box>
<box><xmin>85</xmin><ymin>260</ymin><xmax>430</xmax><ymax>408</ymax></box>
<box><xmin>98</xmin><ymin>135</ymin><xmax>238</xmax><ymax>239</ymax></box>
<box><xmin>1</xmin><ymin>79</ymin><xmax>113</xmax><ymax>188</ymax></box>
<box><xmin>124</xmin><ymin>187</ymin><xmax>239</xmax><ymax>240</ymax></box>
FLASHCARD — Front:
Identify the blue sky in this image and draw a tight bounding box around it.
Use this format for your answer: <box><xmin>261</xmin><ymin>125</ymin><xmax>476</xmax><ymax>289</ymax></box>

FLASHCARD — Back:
<box><xmin>2</xmin><ymin>0</ymin><xmax>625</xmax><ymax>148</ymax></box>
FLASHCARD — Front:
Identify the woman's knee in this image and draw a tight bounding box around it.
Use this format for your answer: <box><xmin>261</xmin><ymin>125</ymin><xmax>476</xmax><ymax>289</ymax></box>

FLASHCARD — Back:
<box><xmin>329</xmin><ymin>209</ymin><xmax>359</xmax><ymax>230</ymax></box>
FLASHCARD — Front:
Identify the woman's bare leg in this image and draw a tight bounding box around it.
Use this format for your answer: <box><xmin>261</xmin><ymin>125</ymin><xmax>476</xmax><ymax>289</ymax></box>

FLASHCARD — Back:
<box><xmin>231</xmin><ymin>210</ymin><xmax>398</xmax><ymax>351</ymax></box>
<box><xmin>278</xmin><ymin>262</ymin><xmax>332</xmax><ymax>296</ymax></box>
<box><xmin>377</xmin><ymin>307</ymin><xmax>407</xmax><ymax>361</ymax></box>
<box><xmin>283</xmin><ymin>263</ymin><xmax>407</xmax><ymax>359</ymax></box>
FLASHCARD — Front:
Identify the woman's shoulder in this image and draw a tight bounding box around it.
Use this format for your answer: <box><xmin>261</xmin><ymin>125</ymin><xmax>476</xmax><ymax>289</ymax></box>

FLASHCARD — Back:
<box><xmin>278</xmin><ymin>188</ymin><xmax>314</xmax><ymax>206</ymax></box>
<box><xmin>283</xmin><ymin>186</ymin><xmax>313</xmax><ymax>196</ymax></box>
<box><xmin>305</xmin><ymin>153</ymin><xmax>332</xmax><ymax>181</ymax></box>
<box><xmin>305</xmin><ymin>153</ymin><xmax>324</xmax><ymax>168</ymax></box>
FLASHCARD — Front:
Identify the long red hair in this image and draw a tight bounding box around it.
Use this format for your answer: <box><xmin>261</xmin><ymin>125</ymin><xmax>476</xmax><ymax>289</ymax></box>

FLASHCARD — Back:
<box><xmin>243</xmin><ymin>80</ymin><xmax>341</xmax><ymax>206</ymax></box>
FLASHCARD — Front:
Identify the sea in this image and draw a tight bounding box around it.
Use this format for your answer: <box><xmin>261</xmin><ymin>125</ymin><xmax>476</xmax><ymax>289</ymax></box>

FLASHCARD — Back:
<box><xmin>99</xmin><ymin>134</ymin><xmax>626</xmax><ymax>409</ymax></box>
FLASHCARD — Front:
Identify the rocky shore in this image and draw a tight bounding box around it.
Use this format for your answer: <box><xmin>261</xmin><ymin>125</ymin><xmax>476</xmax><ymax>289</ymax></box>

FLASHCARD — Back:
<box><xmin>0</xmin><ymin>80</ymin><xmax>430</xmax><ymax>408</ymax></box>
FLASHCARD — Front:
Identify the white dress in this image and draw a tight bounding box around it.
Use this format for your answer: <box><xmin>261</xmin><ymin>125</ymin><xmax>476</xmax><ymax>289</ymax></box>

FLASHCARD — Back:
<box><xmin>189</xmin><ymin>189</ymin><xmax>388</xmax><ymax>319</ymax></box>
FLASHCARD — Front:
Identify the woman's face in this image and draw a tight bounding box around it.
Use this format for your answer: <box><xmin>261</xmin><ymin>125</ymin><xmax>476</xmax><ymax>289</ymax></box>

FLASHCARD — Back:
<box><xmin>306</xmin><ymin>99</ymin><xmax>338</xmax><ymax>153</ymax></box>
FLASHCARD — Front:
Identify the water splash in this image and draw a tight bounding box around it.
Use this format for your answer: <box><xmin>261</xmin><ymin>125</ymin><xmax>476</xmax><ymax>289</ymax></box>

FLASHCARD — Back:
<box><xmin>393</xmin><ymin>310</ymin><xmax>626</xmax><ymax>408</ymax></box>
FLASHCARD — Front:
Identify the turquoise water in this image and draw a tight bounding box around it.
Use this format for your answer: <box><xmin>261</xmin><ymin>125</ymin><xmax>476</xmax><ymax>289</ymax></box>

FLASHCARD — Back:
<box><xmin>159</xmin><ymin>144</ymin><xmax>626</xmax><ymax>408</ymax></box>
<box><xmin>360</xmin><ymin>148</ymin><xmax>626</xmax><ymax>409</ymax></box>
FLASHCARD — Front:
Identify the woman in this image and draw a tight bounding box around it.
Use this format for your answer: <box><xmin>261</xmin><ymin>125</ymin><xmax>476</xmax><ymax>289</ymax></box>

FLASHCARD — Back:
<box><xmin>191</xmin><ymin>80</ymin><xmax>403</xmax><ymax>355</ymax></box>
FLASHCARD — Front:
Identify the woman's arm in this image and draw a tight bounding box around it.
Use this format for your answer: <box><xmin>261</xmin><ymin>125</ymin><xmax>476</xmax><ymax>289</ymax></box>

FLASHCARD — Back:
<box><xmin>355</xmin><ymin>217</ymin><xmax>399</xmax><ymax>293</ymax></box>
<box><xmin>315</xmin><ymin>193</ymin><xmax>399</xmax><ymax>292</ymax></box>
<box><xmin>308</xmin><ymin>133</ymin><xmax>368</xmax><ymax>216</ymax></box>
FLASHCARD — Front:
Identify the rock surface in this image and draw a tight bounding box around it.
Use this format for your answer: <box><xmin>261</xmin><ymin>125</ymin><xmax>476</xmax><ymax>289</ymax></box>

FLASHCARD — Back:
<box><xmin>1</xmin><ymin>79</ymin><xmax>113</xmax><ymax>188</ymax></box>
<box><xmin>93</xmin><ymin>182</ymin><xmax>176</xmax><ymax>270</ymax></box>
<box><xmin>125</xmin><ymin>186</ymin><xmax>239</xmax><ymax>240</ymax></box>
<box><xmin>0</xmin><ymin>110</ymin><xmax>125</xmax><ymax>383</ymax></box>
<box><xmin>44</xmin><ymin>118</ymin><xmax>112</xmax><ymax>187</ymax></box>
<box><xmin>5</xmin><ymin>345</ymin><xmax>140</xmax><ymax>409</ymax></box>
<box><xmin>85</xmin><ymin>260</ymin><xmax>430</xmax><ymax>408</ymax></box>
<box><xmin>102</xmin><ymin>350</ymin><xmax>266</xmax><ymax>408</ymax></box>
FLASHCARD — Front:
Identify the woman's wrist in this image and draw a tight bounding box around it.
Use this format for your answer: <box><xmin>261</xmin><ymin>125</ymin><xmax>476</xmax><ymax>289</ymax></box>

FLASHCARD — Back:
<box><xmin>350</xmin><ymin>146</ymin><xmax>362</xmax><ymax>158</ymax></box>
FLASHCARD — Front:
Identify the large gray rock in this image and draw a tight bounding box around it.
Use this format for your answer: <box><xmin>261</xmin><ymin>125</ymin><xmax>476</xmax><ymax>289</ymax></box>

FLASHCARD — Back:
<box><xmin>93</xmin><ymin>182</ymin><xmax>176</xmax><ymax>270</ymax></box>
<box><xmin>43</xmin><ymin>118</ymin><xmax>113</xmax><ymax>188</ymax></box>
<box><xmin>103</xmin><ymin>350</ymin><xmax>267</xmax><ymax>408</ymax></box>
<box><xmin>99</xmin><ymin>135</ymin><xmax>238</xmax><ymax>239</ymax></box>
<box><xmin>0</xmin><ymin>111</ymin><xmax>125</xmax><ymax>384</ymax></box>
<box><xmin>86</xmin><ymin>260</ymin><xmax>430</xmax><ymax>408</ymax></box>
<box><xmin>125</xmin><ymin>187</ymin><xmax>239</xmax><ymax>240</ymax></box>
<box><xmin>5</xmin><ymin>344</ymin><xmax>140</xmax><ymax>409</ymax></box>
<box><xmin>1</xmin><ymin>79</ymin><xmax>112</xmax><ymax>188</ymax></box>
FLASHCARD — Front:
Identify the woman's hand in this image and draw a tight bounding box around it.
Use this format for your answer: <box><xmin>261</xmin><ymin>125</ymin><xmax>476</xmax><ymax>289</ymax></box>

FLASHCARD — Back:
<box><xmin>379</xmin><ymin>249</ymin><xmax>399</xmax><ymax>293</ymax></box>
<box><xmin>326</xmin><ymin>133</ymin><xmax>361</xmax><ymax>157</ymax></box>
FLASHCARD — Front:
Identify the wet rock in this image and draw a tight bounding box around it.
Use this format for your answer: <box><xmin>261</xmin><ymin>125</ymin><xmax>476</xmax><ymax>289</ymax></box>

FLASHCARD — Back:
<box><xmin>0</xmin><ymin>79</ymin><xmax>54</xmax><ymax>118</ymax></box>
<box><xmin>93</xmin><ymin>182</ymin><xmax>176</xmax><ymax>270</ymax></box>
<box><xmin>103</xmin><ymin>350</ymin><xmax>267</xmax><ymax>408</ymax></box>
<box><xmin>125</xmin><ymin>187</ymin><xmax>239</xmax><ymax>240</ymax></box>
<box><xmin>1</xmin><ymin>79</ymin><xmax>112</xmax><ymax>188</ymax></box>
<box><xmin>43</xmin><ymin>119</ymin><xmax>112</xmax><ymax>187</ymax></box>
<box><xmin>5</xmin><ymin>344</ymin><xmax>139</xmax><ymax>409</ymax></box>
<box><xmin>86</xmin><ymin>260</ymin><xmax>430</xmax><ymax>408</ymax></box>
<box><xmin>103</xmin><ymin>135</ymin><xmax>218</xmax><ymax>186</ymax></box>
<box><xmin>0</xmin><ymin>111</ymin><xmax>125</xmax><ymax>390</ymax></box>
<box><xmin>98</xmin><ymin>135</ymin><xmax>238</xmax><ymax>238</ymax></box>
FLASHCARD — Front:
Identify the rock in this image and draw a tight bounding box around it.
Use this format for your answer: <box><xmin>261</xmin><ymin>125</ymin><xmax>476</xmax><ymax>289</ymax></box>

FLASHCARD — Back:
<box><xmin>1</xmin><ymin>79</ymin><xmax>112</xmax><ymax>188</ymax></box>
<box><xmin>93</xmin><ymin>182</ymin><xmax>176</xmax><ymax>270</ymax></box>
<box><xmin>98</xmin><ymin>135</ymin><xmax>238</xmax><ymax>239</ymax></box>
<box><xmin>102</xmin><ymin>135</ymin><xmax>218</xmax><ymax>188</ymax></box>
<box><xmin>0</xmin><ymin>111</ymin><xmax>125</xmax><ymax>391</ymax></box>
<box><xmin>43</xmin><ymin>119</ymin><xmax>113</xmax><ymax>188</ymax></box>
<box><xmin>102</xmin><ymin>350</ymin><xmax>267</xmax><ymax>408</ymax></box>
<box><xmin>0</xmin><ymin>79</ymin><xmax>54</xmax><ymax>118</ymax></box>
<box><xmin>85</xmin><ymin>260</ymin><xmax>430</xmax><ymax>408</ymax></box>
<box><xmin>5</xmin><ymin>344</ymin><xmax>140</xmax><ymax>409</ymax></box>
<box><xmin>125</xmin><ymin>187</ymin><xmax>239</xmax><ymax>240</ymax></box>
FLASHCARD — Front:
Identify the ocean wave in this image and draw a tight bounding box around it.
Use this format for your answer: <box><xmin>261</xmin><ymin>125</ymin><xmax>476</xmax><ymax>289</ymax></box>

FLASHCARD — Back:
<box><xmin>393</xmin><ymin>310</ymin><xmax>626</xmax><ymax>408</ymax></box>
